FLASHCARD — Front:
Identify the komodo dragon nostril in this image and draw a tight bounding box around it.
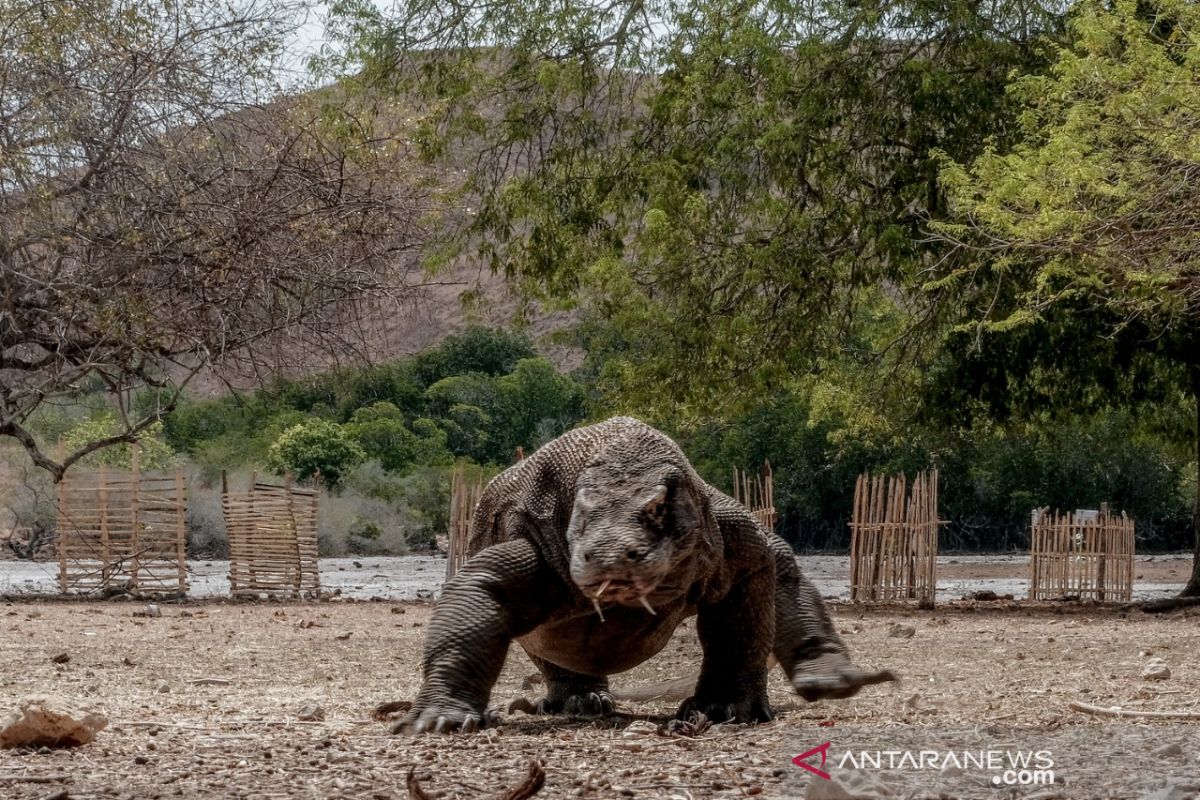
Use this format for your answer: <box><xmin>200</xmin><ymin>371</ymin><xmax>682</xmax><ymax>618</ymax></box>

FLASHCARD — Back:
<box><xmin>627</xmin><ymin>548</ymin><xmax>646</xmax><ymax>562</ymax></box>
<box><xmin>583</xmin><ymin>550</ymin><xmax>594</xmax><ymax>562</ymax></box>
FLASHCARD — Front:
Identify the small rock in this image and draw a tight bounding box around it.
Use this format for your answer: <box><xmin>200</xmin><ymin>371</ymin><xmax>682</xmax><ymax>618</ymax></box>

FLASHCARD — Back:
<box><xmin>1143</xmin><ymin>660</ymin><xmax>1171</xmax><ymax>681</ymax></box>
<box><xmin>1156</xmin><ymin>742</ymin><xmax>1185</xmax><ymax>758</ymax></box>
<box><xmin>134</xmin><ymin>754</ymin><xmax>149</xmax><ymax>765</ymax></box>
<box><xmin>297</xmin><ymin>704</ymin><xmax>325</xmax><ymax>722</ymax></box>
<box><xmin>0</xmin><ymin>695</ymin><xmax>108</xmax><ymax>748</ymax></box>
<box><xmin>390</xmin><ymin>607</ymin><xmax>405</xmax><ymax>615</ymax></box>
<box><xmin>971</xmin><ymin>590</ymin><xmax>1000</xmax><ymax>601</ymax></box>
<box><xmin>51</xmin><ymin>652</ymin><xmax>71</xmax><ymax>664</ymax></box>
<box><xmin>156</xmin><ymin>681</ymin><xmax>171</xmax><ymax>694</ymax></box>
<box><xmin>903</xmin><ymin>693</ymin><xmax>920</xmax><ymax>710</ymax></box>
<box><xmin>622</xmin><ymin>720</ymin><xmax>659</xmax><ymax>737</ymax></box>
<box><xmin>134</xmin><ymin>604</ymin><xmax>161</xmax><ymax>618</ymax></box>
<box><xmin>887</xmin><ymin>624</ymin><xmax>916</xmax><ymax>639</ymax></box>
<box><xmin>334</xmin><ymin>631</ymin><xmax>352</xmax><ymax>641</ymax></box>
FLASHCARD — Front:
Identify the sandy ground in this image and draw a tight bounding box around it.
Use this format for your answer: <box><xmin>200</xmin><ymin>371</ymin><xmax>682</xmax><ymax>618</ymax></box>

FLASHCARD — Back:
<box><xmin>0</xmin><ymin>554</ymin><xmax>1191</xmax><ymax>602</ymax></box>
<box><xmin>2</xmin><ymin>599</ymin><xmax>1199</xmax><ymax>800</ymax></box>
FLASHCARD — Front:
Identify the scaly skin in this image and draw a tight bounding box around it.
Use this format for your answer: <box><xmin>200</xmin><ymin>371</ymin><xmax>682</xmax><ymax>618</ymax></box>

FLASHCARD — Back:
<box><xmin>393</xmin><ymin>417</ymin><xmax>895</xmax><ymax>734</ymax></box>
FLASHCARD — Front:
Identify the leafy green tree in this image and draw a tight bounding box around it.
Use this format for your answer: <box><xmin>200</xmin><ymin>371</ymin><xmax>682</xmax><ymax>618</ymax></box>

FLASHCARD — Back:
<box><xmin>497</xmin><ymin>357</ymin><xmax>586</xmax><ymax>452</ymax></box>
<box><xmin>327</xmin><ymin>0</ymin><xmax>1061</xmax><ymax>414</ymax></box>
<box><xmin>344</xmin><ymin>402</ymin><xmax>426</xmax><ymax>472</ymax></box>
<box><xmin>409</xmin><ymin>418</ymin><xmax>456</xmax><ymax>466</ymax></box>
<box><xmin>413</xmin><ymin>327</ymin><xmax>537</xmax><ymax>387</ymax></box>
<box><xmin>935</xmin><ymin>0</ymin><xmax>1200</xmax><ymax>595</ymax></box>
<box><xmin>267</xmin><ymin>420</ymin><xmax>366</xmax><ymax>487</ymax></box>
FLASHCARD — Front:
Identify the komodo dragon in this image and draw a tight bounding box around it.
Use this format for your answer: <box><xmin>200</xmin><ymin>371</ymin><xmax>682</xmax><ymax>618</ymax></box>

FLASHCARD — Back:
<box><xmin>393</xmin><ymin>416</ymin><xmax>895</xmax><ymax>734</ymax></box>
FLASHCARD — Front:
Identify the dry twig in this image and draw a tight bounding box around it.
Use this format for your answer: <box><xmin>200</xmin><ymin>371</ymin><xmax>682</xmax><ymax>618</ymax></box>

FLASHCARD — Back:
<box><xmin>1069</xmin><ymin>701</ymin><xmax>1200</xmax><ymax>720</ymax></box>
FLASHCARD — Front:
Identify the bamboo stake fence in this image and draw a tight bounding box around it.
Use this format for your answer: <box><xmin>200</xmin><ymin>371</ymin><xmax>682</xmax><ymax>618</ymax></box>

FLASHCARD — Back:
<box><xmin>1028</xmin><ymin>507</ymin><xmax>1134</xmax><ymax>602</ymax></box>
<box><xmin>222</xmin><ymin>473</ymin><xmax>319</xmax><ymax>598</ymax></box>
<box><xmin>731</xmin><ymin>462</ymin><xmax>777</xmax><ymax>533</ymax></box>
<box><xmin>445</xmin><ymin>463</ymin><xmax>487</xmax><ymax>581</ymax></box>
<box><xmin>55</xmin><ymin>446</ymin><xmax>188</xmax><ymax>596</ymax></box>
<box><xmin>848</xmin><ymin>469</ymin><xmax>940</xmax><ymax>604</ymax></box>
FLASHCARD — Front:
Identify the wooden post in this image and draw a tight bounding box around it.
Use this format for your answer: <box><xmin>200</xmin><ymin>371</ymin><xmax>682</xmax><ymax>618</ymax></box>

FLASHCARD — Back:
<box><xmin>98</xmin><ymin>465</ymin><xmax>110</xmax><ymax>589</ymax></box>
<box><xmin>285</xmin><ymin>473</ymin><xmax>301</xmax><ymax>592</ymax></box>
<box><xmin>55</xmin><ymin>439</ymin><xmax>68</xmax><ymax>593</ymax></box>
<box><xmin>175</xmin><ymin>466</ymin><xmax>187</xmax><ymax>594</ymax></box>
<box><xmin>128</xmin><ymin>444</ymin><xmax>141</xmax><ymax>590</ymax></box>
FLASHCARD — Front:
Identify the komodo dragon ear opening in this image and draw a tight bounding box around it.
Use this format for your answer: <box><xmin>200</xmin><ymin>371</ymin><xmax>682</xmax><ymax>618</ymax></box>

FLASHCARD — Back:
<box><xmin>642</xmin><ymin>477</ymin><xmax>701</xmax><ymax>536</ymax></box>
<box><xmin>642</xmin><ymin>485</ymin><xmax>668</xmax><ymax>528</ymax></box>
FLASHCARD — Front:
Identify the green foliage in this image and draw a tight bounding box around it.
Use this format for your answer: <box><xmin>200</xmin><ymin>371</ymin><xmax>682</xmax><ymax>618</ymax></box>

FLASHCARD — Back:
<box><xmin>497</xmin><ymin>358</ymin><xmax>585</xmax><ymax>451</ymax></box>
<box><xmin>931</xmin><ymin>0</ymin><xmax>1200</xmax><ymax>585</ymax></box>
<box><xmin>326</xmin><ymin>0</ymin><xmax>1063</xmax><ymax>415</ymax></box>
<box><xmin>684</xmin><ymin>390</ymin><xmax>1193</xmax><ymax>551</ymax></box>
<box><xmin>266</xmin><ymin>419</ymin><xmax>366</xmax><ymax>487</ymax></box>
<box><xmin>936</xmin><ymin>0</ymin><xmax>1200</xmax><ymax>343</ymax></box>
<box><xmin>413</xmin><ymin>327</ymin><xmax>536</xmax><ymax>386</ymax></box>
<box><xmin>63</xmin><ymin>412</ymin><xmax>177</xmax><ymax>471</ymax></box>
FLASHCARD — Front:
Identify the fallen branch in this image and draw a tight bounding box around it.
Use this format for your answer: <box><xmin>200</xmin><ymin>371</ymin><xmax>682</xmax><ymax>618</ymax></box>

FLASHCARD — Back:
<box><xmin>1069</xmin><ymin>701</ymin><xmax>1200</xmax><ymax>720</ymax></box>
<box><xmin>407</xmin><ymin>760</ymin><xmax>546</xmax><ymax>800</ymax></box>
<box><xmin>406</xmin><ymin>767</ymin><xmax>433</xmax><ymax>800</ymax></box>
<box><xmin>498</xmin><ymin>761</ymin><xmax>546</xmax><ymax>800</ymax></box>
<box><xmin>0</xmin><ymin>775</ymin><xmax>71</xmax><ymax>784</ymax></box>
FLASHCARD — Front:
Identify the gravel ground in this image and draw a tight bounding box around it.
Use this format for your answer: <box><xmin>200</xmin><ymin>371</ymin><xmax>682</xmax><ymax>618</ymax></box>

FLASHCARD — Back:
<box><xmin>2</xmin><ymin>599</ymin><xmax>1199</xmax><ymax>799</ymax></box>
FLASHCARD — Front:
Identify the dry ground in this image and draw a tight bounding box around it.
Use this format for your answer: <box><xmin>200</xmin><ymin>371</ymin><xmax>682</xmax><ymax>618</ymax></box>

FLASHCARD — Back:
<box><xmin>2</xmin><ymin>599</ymin><xmax>1199</xmax><ymax>800</ymax></box>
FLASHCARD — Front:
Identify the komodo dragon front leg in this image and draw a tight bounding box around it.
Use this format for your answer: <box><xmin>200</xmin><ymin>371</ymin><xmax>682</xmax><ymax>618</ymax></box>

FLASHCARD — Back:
<box><xmin>392</xmin><ymin>538</ymin><xmax>561</xmax><ymax>734</ymax></box>
<box><xmin>676</xmin><ymin>547</ymin><xmax>776</xmax><ymax>724</ymax></box>
<box><xmin>768</xmin><ymin>534</ymin><xmax>896</xmax><ymax>700</ymax></box>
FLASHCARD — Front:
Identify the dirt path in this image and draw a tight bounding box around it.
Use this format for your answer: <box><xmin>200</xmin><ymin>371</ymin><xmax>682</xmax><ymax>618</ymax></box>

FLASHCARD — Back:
<box><xmin>2</xmin><ymin>600</ymin><xmax>1198</xmax><ymax>799</ymax></box>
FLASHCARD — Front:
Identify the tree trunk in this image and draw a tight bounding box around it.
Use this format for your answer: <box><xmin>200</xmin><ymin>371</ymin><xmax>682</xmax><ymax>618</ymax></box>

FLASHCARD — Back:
<box><xmin>1183</xmin><ymin>377</ymin><xmax>1200</xmax><ymax>597</ymax></box>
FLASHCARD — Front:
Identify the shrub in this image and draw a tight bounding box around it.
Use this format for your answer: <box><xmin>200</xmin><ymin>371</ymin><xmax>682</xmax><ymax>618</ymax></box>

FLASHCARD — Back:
<box><xmin>266</xmin><ymin>419</ymin><xmax>365</xmax><ymax>487</ymax></box>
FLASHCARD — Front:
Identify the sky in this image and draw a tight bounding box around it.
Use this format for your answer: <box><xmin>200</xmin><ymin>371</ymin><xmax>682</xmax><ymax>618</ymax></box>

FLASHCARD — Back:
<box><xmin>277</xmin><ymin>0</ymin><xmax>395</xmax><ymax>87</ymax></box>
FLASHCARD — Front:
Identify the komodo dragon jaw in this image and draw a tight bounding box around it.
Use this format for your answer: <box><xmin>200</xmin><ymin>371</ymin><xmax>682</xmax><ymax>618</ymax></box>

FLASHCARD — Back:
<box><xmin>389</xmin><ymin>417</ymin><xmax>898</xmax><ymax>735</ymax></box>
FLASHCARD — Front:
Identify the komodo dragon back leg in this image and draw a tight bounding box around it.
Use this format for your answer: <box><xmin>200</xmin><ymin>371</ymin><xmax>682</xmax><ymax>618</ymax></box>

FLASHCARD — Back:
<box><xmin>522</xmin><ymin>653</ymin><xmax>616</xmax><ymax>717</ymax></box>
<box><xmin>393</xmin><ymin>538</ymin><xmax>561</xmax><ymax>734</ymax></box>
<box><xmin>769</xmin><ymin>533</ymin><xmax>897</xmax><ymax>700</ymax></box>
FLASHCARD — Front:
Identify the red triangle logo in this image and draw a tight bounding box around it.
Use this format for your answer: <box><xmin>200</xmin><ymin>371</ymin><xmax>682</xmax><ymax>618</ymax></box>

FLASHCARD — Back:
<box><xmin>792</xmin><ymin>741</ymin><xmax>832</xmax><ymax>780</ymax></box>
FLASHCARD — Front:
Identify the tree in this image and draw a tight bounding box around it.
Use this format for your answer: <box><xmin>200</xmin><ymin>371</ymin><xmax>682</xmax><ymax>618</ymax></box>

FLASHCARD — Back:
<box><xmin>344</xmin><ymin>402</ymin><xmax>426</xmax><ymax>472</ymax></box>
<box><xmin>327</xmin><ymin>0</ymin><xmax>1061</xmax><ymax>415</ymax></box>
<box><xmin>0</xmin><ymin>0</ymin><xmax>428</xmax><ymax>481</ymax></box>
<box><xmin>934</xmin><ymin>0</ymin><xmax>1200</xmax><ymax>596</ymax></box>
<box><xmin>267</xmin><ymin>419</ymin><xmax>366</xmax><ymax>486</ymax></box>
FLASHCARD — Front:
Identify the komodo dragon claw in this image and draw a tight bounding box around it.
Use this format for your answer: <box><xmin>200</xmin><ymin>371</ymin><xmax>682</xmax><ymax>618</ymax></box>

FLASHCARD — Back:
<box><xmin>792</xmin><ymin>662</ymin><xmax>898</xmax><ymax>702</ymax></box>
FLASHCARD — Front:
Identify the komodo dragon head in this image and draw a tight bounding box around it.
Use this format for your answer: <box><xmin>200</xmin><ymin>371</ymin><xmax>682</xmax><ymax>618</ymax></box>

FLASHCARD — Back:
<box><xmin>564</xmin><ymin>432</ymin><xmax>712</xmax><ymax>613</ymax></box>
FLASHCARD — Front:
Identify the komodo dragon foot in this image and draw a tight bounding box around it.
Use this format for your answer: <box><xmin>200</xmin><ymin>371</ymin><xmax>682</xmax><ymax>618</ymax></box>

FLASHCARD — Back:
<box><xmin>790</xmin><ymin>653</ymin><xmax>897</xmax><ymax>702</ymax></box>
<box><xmin>534</xmin><ymin>689</ymin><xmax>616</xmax><ymax>717</ymax></box>
<box><xmin>391</xmin><ymin>698</ymin><xmax>501</xmax><ymax>735</ymax></box>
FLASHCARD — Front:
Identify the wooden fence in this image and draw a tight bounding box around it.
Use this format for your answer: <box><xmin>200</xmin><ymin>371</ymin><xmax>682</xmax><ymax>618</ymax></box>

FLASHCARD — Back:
<box><xmin>445</xmin><ymin>463</ymin><xmax>487</xmax><ymax>581</ymax></box>
<box><xmin>222</xmin><ymin>474</ymin><xmax>319</xmax><ymax>597</ymax></box>
<box><xmin>848</xmin><ymin>470</ymin><xmax>939</xmax><ymax>604</ymax></box>
<box><xmin>732</xmin><ymin>463</ymin><xmax>777</xmax><ymax>533</ymax></box>
<box><xmin>56</xmin><ymin>450</ymin><xmax>187</xmax><ymax>596</ymax></box>
<box><xmin>1029</xmin><ymin>507</ymin><xmax>1134</xmax><ymax>602</ymax></box>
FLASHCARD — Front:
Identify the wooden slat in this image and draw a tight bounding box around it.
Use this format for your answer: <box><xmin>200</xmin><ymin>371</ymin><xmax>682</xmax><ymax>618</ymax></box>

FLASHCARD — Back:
<box><xmin>848</xmin><ymin>470</ymin><xmax>940</xmax><ymax>605</ymax></box>
<box><xmin>1028</xmin><ymin>507</ymin><xmax>1134</xmax><ymax>602</ymax></box>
